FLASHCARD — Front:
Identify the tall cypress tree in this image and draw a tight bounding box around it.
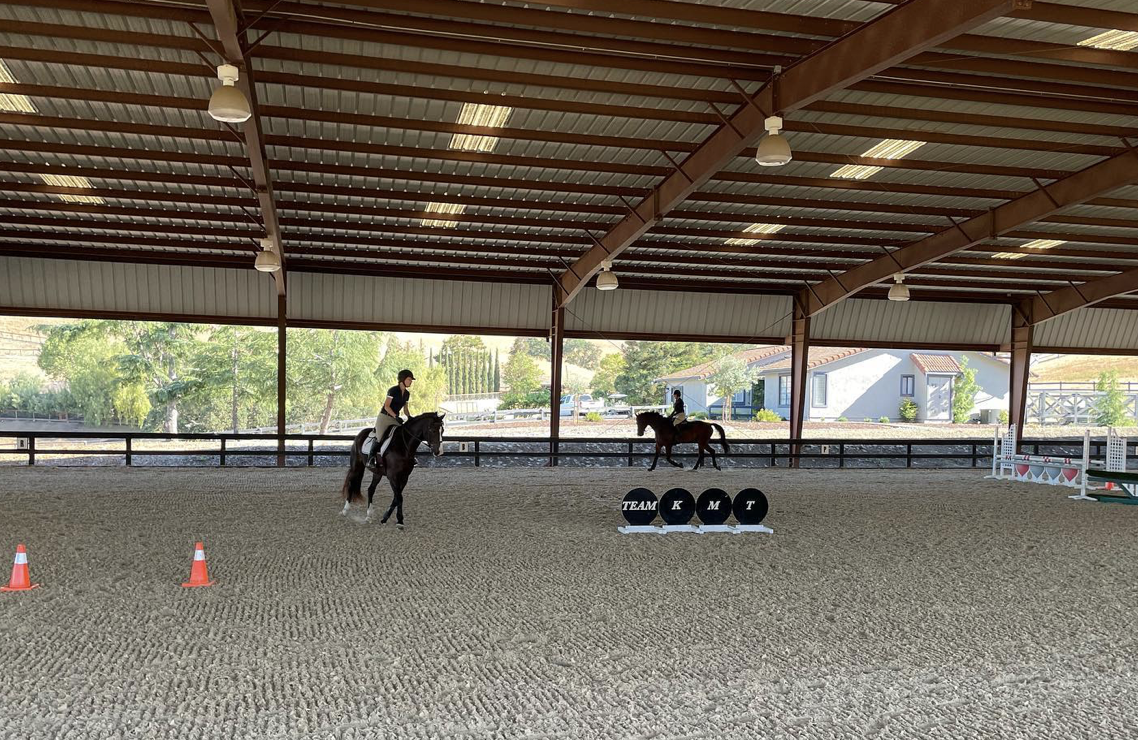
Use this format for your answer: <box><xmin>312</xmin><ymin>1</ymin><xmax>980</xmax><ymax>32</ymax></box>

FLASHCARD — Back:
<box><xmin>494</xmin><ymin>349</ymin><xmax>501</xmax><ymax>392</ymax></box>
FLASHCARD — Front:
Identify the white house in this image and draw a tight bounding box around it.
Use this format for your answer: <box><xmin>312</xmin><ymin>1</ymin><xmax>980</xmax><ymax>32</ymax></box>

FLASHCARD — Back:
<box><xmin>659</xmin><ymin>346</ymin><xmax>1011</xmax><ymax>422</ymax></box>
<box><xmin>757</xmin><ymin>348</ymin><xmax>1010</xmax><ymax>422</ymax></box>
<box><xmin>657</xmin><ymin>346</ymin><xmax>788</xmax><ymax>416</ymax></box>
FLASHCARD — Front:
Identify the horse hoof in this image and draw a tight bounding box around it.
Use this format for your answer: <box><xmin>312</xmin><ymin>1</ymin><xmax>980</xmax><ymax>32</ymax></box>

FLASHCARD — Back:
<box><xmin>396</xmin><ymin>523</ymin><xmax>405</xmax><ymax>530</ymax></box>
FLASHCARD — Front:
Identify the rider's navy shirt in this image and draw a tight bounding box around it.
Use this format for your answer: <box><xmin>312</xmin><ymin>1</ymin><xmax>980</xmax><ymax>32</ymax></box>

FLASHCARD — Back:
<box><xmin>670</xmin><ymin>398</ymin><xmax>685</xmax><ymax>417</ymax></box>
<box><xmin>386</xmin><ymin>385</ymin><xmax>410</xmax><ymax>416</ymax></box>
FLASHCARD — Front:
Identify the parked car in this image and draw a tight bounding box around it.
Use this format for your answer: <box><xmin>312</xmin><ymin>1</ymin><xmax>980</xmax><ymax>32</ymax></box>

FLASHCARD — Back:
<box><xmin>560</xmin><ymin>393</ymin><xmax>604</xmax><ymax>417</ymax></box>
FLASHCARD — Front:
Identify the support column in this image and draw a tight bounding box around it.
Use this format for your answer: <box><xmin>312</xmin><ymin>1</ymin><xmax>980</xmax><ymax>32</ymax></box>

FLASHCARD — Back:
<box><xmin>549</xmin><ymin>286</ymin><xmax>565</xmax><ymax>467</ymax></box>
<box><xmin>277</xmin><ymin>293</ymin><xmax>287</xmax><ymax>468</ymax></box>
<box><xmin>788</xmin><ymin>298</ymin><xmax>810</xmax><ymax>468</ymax></box>
<box><xmin>1009</xmin><ymin>309</ymin><xmax>1034</xmax><ymax>448</ymax></box>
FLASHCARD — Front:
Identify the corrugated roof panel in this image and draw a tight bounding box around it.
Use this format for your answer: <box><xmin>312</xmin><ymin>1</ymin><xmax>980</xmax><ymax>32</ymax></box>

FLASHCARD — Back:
<box><xmin>812</xmin><ymin>299</ymin><xmax>1011</xmax><ymax>346</ymax></box>
<box><xmin>0</xmin><ymin>256</ymin><xmax>273</xmax><ymax>317</ymax></box>
<box><xmin>1034</xmin><ymin>307</ymin><xmax>1138</xmax><ymax>350</ymax></box>
<box><xmin>565</xmin><ymin>287</ymin><xmax>792</xmax><ymax>338</ymax></box>
<box><xmin>287</xmin><ymin>272</ymin><xmax>549</xmax><ymax>332</ymax></box>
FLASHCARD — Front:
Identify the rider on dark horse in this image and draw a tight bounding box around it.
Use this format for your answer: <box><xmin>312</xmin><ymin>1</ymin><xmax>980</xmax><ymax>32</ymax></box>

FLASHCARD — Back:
<box><xmin>668</xmin><ymin>389</ymin><xmax>687</xmax><ymax>429</ymax></box>
<box><xmin>371</xmin><ymin>369</ymin><xmax>414</xmax><ymax>469</ymax></box>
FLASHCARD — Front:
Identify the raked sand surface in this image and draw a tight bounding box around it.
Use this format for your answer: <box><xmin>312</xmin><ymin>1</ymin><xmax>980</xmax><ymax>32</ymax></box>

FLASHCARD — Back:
<box><xmin>1</xmin><ymin>466</ymin><xmax>1136</xmax><ymax>739</ymax></box>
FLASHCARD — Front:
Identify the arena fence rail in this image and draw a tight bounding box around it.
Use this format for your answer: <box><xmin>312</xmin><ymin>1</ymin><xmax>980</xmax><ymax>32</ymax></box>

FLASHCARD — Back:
<box><xmin>0</xmin><ymin>432</ymin><xmax>1133</xmax><ymax>470</ymax></box>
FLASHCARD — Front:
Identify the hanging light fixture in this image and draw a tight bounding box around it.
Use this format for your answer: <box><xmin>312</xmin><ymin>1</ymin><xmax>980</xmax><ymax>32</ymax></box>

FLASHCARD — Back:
<box><xmin>755</xmin><ymin>115</ymin><xmax>792</xmax><ymax>167</ymax></box>
<box><xmin>255</xmin><ymin>237</ymin><xmax>281</xmax><ymax>273</ymax></box>
<box><xmin>208</xmin><ymin>64</ymin><xmax>251</xmax><ymax>123</ymax></box>
<box><xmin>596</xmin><ymin>260</ymin><xmax>619</xmax><ymax>291</ymax></box>
<box><xmin>887</xmin><ymin>273</ymin><xmax>910</xmax><ymax>302</ymax></box>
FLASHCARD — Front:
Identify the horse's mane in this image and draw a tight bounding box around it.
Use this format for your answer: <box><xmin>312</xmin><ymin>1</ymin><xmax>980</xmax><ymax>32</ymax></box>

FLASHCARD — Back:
<box><xmin>638</xmin><ymin>410</ymin><xmax>667</xmax><ymax>422</ymax></box>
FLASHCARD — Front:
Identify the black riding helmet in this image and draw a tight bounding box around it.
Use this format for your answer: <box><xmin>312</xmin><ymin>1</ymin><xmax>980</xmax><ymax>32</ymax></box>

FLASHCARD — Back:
<box><xmin>398</xmin><ymin>369</ymin><xmax>416</xmax><ymax>383</ymax></box>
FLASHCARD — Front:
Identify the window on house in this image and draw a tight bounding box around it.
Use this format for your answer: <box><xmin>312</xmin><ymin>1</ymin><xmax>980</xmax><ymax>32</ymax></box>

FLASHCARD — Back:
<box><xmin>778</xmin><ymin>375</ymin><xmax>791</xmax><ymax>406</ymax></box>
<box><xmin>812</xmin><ymin>373</ymin><xmax>827</xmax><ymax>407</ymax></box>
<box><xmin>901</xmin><ymin>375</ymin><xmax>915</xmax><ymax>397</ymax></box>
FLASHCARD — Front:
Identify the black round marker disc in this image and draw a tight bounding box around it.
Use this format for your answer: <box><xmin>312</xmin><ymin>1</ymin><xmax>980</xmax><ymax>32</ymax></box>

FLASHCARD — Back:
<box><xmin>659</xmin><ymin>488</ymin><xmax>695</xmax><ymax>525</ymax></box>
<box><xmin>732</xmin><ymin>488</ymin><xmax>769</xmax><ymax>525</ymax></box>
<box><xmin>621</xmin><ymin>488</ymin><xmax>658</xmax><ymax>526</ymax></box>
<box><xmin>696</xmin><ymin>488</ymin><xmax>732</xmax><ymax>525</ymax></box>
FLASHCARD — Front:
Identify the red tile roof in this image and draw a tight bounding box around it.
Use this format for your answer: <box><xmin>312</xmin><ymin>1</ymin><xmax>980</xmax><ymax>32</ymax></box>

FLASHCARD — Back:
<box><xmin>657</xmin><ymin>345</ymin><xmax>788</xmax><ymax>382</ymax></box>
<box><xmin>761</xmin><ymin>347</ymin><xmax>868</xmax><ymax>372</ymax></box>
<box><xmin>910</xmin><ymin>353</ymin><xmax>962</xmax><ymax>374</ymax></box>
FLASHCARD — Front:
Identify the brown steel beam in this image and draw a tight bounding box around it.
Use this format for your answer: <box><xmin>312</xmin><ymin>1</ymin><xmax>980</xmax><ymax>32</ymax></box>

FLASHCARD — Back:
<box><xmin>206</xmin><ymin>0</ymin><xmax>286</xmax><ymax>295</ymax></box>
<box><xmin>276</xmin><ymin>293</ymin><xmax>286</xmax><ymax>466</ymax></box>
<box><xmin>556</xmin><ymin>0</ymin><xmax>1024</xmax><ymax>304</ymax></box>
<box><xmin>801</xmin><ymin>148</ymin><xmax>1138</xmax><ymax>317</ymax></box>
<box><xmin>788</xmin><ymin>299</ymin><xmax>809</xmax><ymax>468</ymax></box>
<box><xmin>1008</xmin><ymin>310</ymin><xmax>1032</xmax><ymax>444</ymax></box>
<box><xmin>7</xmin><ymin>91</ymin><xmax>1126</xmax><ymax>162</ymax></box>
<box><xmin>549</xmin><ymin>286</ymin><xmax>564</xmax><ymax>467</ymax></box>
<box><xmin>1022</xmin><ymin>268</ymin><xmax>1138</xmax><ymax>325</ymax></box>
<box><xmin>10</xmin><ymin>19</ymin><xmax>1138</xmax><ymax>125</ymax></box>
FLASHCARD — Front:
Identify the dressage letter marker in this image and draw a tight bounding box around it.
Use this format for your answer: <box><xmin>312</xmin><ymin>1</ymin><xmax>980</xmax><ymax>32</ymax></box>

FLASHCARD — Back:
<box><xmin>696</xmin><ymin>488</ymin><xmax>733</xmax><ymax>532</ymax></box>
<box><xmin>618</xmin><ymin>489</ymin><xmax>773</xmax><ymax>535</ymax></box>
<box><xmin>658</xmin><ymin>488</ymin><xmax>698</xmax><ymax>533</ymax></box>
<box><xmin>731</xmin><ymin>489</ymin><xmax>773</xmax><ymax>534</ymax></box>
<box><xmin>618</xmin><ymin>488</ymin><xmax>661</xmax><ymax>534</ymax></box>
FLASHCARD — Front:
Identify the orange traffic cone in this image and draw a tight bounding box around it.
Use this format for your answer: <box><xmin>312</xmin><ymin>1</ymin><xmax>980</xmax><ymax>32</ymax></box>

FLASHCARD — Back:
<box><xmin>181</xmin><ymin>541</ymin><xmax>215</xmax><ymax>588</ymax></box>
<box><xmin>1</xmin><ymin>544</ymin><xmax>39</xmax><ymax>592</ymax></box>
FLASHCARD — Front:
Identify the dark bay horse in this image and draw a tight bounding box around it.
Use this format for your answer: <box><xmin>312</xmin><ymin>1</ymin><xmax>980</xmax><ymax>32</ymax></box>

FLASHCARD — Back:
<box><xmin>341</xmin><ymin>412</ymin><xmax>445</xmax><ymax>526</ymax></box>
<box><xmin>636</xmin><ymin>411</ymin><xmax>730</xmax><ymax>471</ymax></box>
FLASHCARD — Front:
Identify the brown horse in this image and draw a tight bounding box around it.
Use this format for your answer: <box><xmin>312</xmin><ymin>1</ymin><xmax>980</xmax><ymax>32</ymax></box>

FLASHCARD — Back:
<box><xmin>636</xmin><ymin>411</ymin><xmax>730</xmax><ymax>471</ymax></box>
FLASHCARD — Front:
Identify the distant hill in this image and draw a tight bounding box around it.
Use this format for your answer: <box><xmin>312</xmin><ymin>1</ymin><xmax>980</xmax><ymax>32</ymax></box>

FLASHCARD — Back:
<box><xmin>1032</xmin><ymin>354</ymin><xmax>1138</xmax><ymax>383</ymax></box>
<box><xmin>0</xmin><ymin>316</ymin><xmax>51</xmax><ymax>380</ymax></box>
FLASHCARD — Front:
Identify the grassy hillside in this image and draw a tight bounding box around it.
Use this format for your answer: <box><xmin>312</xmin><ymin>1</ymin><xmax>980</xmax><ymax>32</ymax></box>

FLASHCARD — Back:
<box><xmin>1032</xmin><ymin>354</ymin><xmax>1138</xmax><ymax>383</ymax></box>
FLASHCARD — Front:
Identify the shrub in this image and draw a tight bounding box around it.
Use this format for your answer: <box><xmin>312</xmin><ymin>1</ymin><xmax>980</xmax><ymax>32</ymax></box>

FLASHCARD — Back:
<box><xmin>863</xmin><ymin>418</ymin><xmax>874</xmax><ymax>423</ymax></box>
<box><xmin>878</xmin><ymin>416</ymin><xmax>890</xmax><ymax>424</ymax></box>
<box><xmin>898</xmin><ymin>399</ymin><xmax>918</xmax><ymax>423</ymax></box>
<box><xmin>689</xmin><ymin>411</ymin><xmax>708</xmax><ymax>421</ymax></box>
<box><xmin>952</xmin><ymin>358</ymin><xmax>980</xmax><ymax>424</ymax></box>
<box><xmin>998</xmin><ymin>410</ymin><xmax>1009</xmax><ymax>425</ymax></box>
<box><xmin>1093</xmin><ymin>370</ymin><xmax>1131</xmax><ymax>426</ymax></box>
<box><xmin>754</xmin><ymin>409</ymin><xmax>782</xmax><ymax>422</ymax></box>
<box><xmin>836</xmin><ymin>416</ymin><xmax>848</xmax><ymax>422</ymax></box>
<box><xmin>584</xmin><ymin>411</ymin><xmax>603</xmax><ymax>423</ymax></box>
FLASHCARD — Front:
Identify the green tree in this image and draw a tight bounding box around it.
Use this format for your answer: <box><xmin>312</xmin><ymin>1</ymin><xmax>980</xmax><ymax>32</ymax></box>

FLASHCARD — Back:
<box><xmin>591</xmin><ymin>353</ymin><xmax>625</xmax><ymax>398</ymax></box>
<box><xmin>6</xmin><ymin>372</ymin><xmax>44</xmax><ymax>412</ymax></box>
<box><xmin>39</xmin><ymin>322</ymin><xmax>123</xmax><ymax>426</ymax></box>
<box><xmin>501</xmin><ymin>351</ymin><xmax>543</xmax><ymax>409</ymax></box>
<box><xmin>289</xmin><ymin>328</ymin><xmax>381</xmax><ymax>433</ymax></box>
<box><xmin>112</xmin><ymin>383</ymin><xmax>152</xmax><ymax>428</ymax></box>
<box><xmin>951</xmin><ymin>357</ymin><xmax>980</xmax><ymax>424</ymax></box>
<box><xmin>511</xmin><ymin>336</ymin><xmax>550</xmax><ymax>361</ymax></box>
<box><xmin>1093</xmin><ymin>370</ymin><xmax>1131</xmax><ymax>426</ymax></box>
<box><xmin>707</xmin><ymin>354</ymin><xmax>755</xmax><ymax>420</ymax></box>
<box><xmin>117</xmin><ymin>322</ymin><xmax>200</xmax><ymax>433</ymax></box>
<box><xmin>564</xmin><ymin>339</ymin><xmax>603</xmax><ymax>370</ymax></box>
<box><xmin>188</xmin><ymin>326</ymin><xmax>277</xmax><ymax>433</ymax></box>
<box><xmin>493</xmin><ymin>349</ymin><xmax>501</xmax><ymax>391</ymax></box>
<box><xmin>615</xmin><ymin>341</ymin><xmax>712</xmax><ymax>406</ymax></box>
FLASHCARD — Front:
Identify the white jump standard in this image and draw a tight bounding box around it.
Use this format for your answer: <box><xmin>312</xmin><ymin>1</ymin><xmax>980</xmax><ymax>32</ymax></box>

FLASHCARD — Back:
<box><xmin>986</xmin><ymin>425</ymin><xmax>1127</xmax><ymax>501</ymax></box>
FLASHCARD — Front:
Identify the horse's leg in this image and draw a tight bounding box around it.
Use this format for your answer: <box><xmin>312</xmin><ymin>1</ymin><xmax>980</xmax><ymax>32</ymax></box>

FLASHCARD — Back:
<box><xmin>394</xmin><ymin>476</ymin><xmax>407</xmax><ymax>527</ymax></box>
<box><xmin>380</xmin><ymin>472</ymin><xmax>400</xmax><ymax>524</ymax></box>
<box><xmin>692</xmin><ymin>440</ymin><xmax>705</xmax><ymax>470</ymax></box>
<box><xmin>706</xmin><ymin>441</ymin><xmax>721</xmax><ymax>470</ymax></box>
<box><xmin>649</xmin><ymin>444</ymin><xmax>661</xmax><ymax>471</ymax></box>
<box><xmin>365</xmin><ymin>469</ymin><xmax>383</xmax><ymax>520</ymax></box>
<box><xmin>665</xmin><ymin>443</ymin><xmax>683</xmax><ymax>468</ymax></box>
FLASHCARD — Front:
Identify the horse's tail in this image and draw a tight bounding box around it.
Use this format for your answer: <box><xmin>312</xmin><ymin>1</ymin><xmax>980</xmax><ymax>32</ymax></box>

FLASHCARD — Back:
<box><xmin>341</xmin><ymin>427</ymin><xmax>371</xmax><ymax>504</ymax></box>
<box><xmin>712</xmin><ymin>423</ymin><xmax>730</xmax><ymax>454</ymax></box>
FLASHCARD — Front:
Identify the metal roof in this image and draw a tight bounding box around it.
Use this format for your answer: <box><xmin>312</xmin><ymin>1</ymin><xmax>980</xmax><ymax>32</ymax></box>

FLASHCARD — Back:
<box><xmin>0</xmin><ymin>0</ymin><xmax>1137</xmax><ymax>343</ymax></box>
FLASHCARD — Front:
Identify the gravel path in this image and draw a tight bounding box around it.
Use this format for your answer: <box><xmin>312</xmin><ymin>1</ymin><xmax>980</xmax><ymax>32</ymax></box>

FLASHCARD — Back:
<box><xmin>1</xmin><ymin>467</ymin><xmax>1136</xmax><ymax>739</ymax></box>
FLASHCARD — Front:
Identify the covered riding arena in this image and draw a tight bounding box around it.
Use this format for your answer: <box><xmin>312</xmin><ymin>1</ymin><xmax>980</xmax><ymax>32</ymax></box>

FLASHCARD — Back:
<box><xmin>3</xmin><ymin>0</ymin><xmax>1138</xmax><ymax>737</ymax></box>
